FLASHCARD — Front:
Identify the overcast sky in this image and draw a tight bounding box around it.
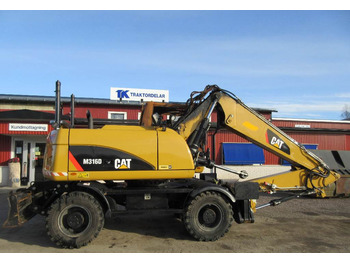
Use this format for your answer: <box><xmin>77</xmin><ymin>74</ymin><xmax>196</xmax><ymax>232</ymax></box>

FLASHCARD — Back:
<box><xmin>0</xmin><ymin>10</ymin><xmax>349</xmax><ymax>120</ymax></box>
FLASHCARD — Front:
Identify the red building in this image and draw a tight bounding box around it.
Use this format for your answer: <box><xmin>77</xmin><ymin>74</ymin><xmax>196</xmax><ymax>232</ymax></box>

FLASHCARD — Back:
<box><xmin>1</xmin><ymin>93</ymin><xmax>350</xmax><ymax>186</ymax></box>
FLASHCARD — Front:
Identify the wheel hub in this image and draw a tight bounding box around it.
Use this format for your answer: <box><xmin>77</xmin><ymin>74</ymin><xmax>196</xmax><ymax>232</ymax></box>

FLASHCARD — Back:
<box><xmin>203</xmin><ymin>208</ymin><xmax>217</xmax><ymax>225</ymax></box>
<box><xmin>66</xmin><ymin>212</ymin><xmax>85</xmax><ymax>229</ymax></box>
<box><xmin>58</xmin><ymin>205</ymin><xmax>93</xmax><ymax>237</ymax></box>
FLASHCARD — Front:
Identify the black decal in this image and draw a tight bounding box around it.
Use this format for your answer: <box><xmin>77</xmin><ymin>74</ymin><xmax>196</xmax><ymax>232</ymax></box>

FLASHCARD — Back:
<box><xmin>266</xmin><ymin>129</ymin><xmax>290</xmax><ymax>155</ymax></box>
<box><xmin>69</xmin><ymin>146</ymin><xmax>154</xmax><ymax>171</ymax></box>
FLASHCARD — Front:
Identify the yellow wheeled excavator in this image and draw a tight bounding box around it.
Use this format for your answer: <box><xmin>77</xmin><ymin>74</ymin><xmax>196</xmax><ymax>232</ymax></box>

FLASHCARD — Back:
<box><xmin>3</xmin><ymin>81</ymin><xmax>340</xmax><ymax>248</ymax></box>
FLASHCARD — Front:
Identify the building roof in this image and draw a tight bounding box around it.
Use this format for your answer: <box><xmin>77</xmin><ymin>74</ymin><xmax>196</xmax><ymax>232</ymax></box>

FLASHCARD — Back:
<box><xmin>0</xmin><ymin>109</ymin><xmax>56</xmax><ymax>121</ymax></box>
<box><xmin>0</xmin><ymin>94</ymin><xmax>277</xmax><ymax>113</ymax></box>
<box><xmin>273</xmin><ymin>117</ymin><xmax>350</xmax><ymax>124</ymax></box>
<box><xmin>0</xmin><ymin>94</ymin><xmax>142</xmax><ymax>106</ymax></box>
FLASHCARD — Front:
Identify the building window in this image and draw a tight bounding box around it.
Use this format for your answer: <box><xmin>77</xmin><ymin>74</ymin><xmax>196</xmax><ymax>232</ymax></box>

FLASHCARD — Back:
<box><xmin>222</xmin><ymin>143</ymin><xmax>265</xmax><ymax>165</ymax></box>
<box><xmin>108</xmin><ymin>111</ymin><xmax>127</xmax><ymax>120</ymax></box>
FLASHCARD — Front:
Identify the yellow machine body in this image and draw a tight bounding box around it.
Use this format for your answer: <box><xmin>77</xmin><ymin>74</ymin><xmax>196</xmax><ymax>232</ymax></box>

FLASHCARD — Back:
<box><xmin>43</xmin><ymin>85</ymin><xmax>340</xmax><ymax>196</ymax></box>
<box><xmin>43</xmin><ymin>125</ymin><xmax>195</xmax><ymax>181</ymax></box>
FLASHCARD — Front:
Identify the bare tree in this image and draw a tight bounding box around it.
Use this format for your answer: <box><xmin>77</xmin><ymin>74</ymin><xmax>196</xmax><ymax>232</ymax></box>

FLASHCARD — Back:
<box><xmin>341</xmin><ymin>104</ymin><xmax>350</xmax><ymax>120</ymax></box>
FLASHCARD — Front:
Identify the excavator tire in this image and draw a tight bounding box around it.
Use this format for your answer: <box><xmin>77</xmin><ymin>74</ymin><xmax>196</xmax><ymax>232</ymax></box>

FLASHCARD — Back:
<box><xmin>184</xmin><ymin>191</ymin><xmax>233</xmax><ymax>241</ymax></box>
<box><xmin>46</xmin><ymin>191</ymin><xmax>104</xmax><ymax>248</ymax></box>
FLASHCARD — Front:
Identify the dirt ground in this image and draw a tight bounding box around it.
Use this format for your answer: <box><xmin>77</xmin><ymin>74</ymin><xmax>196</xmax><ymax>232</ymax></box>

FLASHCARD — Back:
<box><xmin>0</xmin><ymin>187</ymin><xmax>349</xmax><ymax>253</ymax></box>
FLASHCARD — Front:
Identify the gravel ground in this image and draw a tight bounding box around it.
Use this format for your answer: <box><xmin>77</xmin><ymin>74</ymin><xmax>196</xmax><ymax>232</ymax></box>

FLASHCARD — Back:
<box><xmin>0</xmin><ymin>187</ymin><xmax>349</xmax><ymax>253</ymax></box>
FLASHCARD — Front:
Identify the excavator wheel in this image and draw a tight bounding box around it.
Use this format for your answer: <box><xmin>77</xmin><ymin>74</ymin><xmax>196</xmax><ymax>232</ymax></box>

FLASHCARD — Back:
<box><xmin>184</xmin><ymin>191</ymin><xmax>233</xmax><ymax>241</ymax></box>
<box><xmin>46</xmin><ymin>191</ymin><xmax>104</xmax><ymax>248</ymax></box>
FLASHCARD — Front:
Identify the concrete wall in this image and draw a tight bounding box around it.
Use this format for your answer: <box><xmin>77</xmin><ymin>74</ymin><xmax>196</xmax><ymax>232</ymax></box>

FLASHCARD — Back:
<box><xmin>0</xmin><ymin>166</ymin><xmax>9</xmax><ymax>186</ymax></box>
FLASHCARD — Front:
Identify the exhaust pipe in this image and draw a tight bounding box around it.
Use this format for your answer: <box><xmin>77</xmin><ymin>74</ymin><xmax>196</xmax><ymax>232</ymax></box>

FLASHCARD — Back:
<box><xmin>87</xmin><ymin>110</ymin><xmax>94</xmax><ymax>129</ymax></box>
<box><xmin>70</xmin><ymin>94</ymin><xmax>75</xmax><ymax>128</ymax></box>
<box><xmin>54</xmin><ymin>80</ymin><xmax>61</xmax><ymax>129</ymax></box>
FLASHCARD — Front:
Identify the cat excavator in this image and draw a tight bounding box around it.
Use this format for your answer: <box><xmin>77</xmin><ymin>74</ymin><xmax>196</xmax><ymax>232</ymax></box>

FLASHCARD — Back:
<box><xmin>3</xmin><ymin>82</ymin><xmax>340</xmax><ymax>248</ymax></box>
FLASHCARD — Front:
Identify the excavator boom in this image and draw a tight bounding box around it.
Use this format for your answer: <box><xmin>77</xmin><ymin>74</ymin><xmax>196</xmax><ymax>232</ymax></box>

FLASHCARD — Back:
<box><xmin>170</xmin><ymin>85</ymin><xmax>340</xmax><ymax>196</ymax></box>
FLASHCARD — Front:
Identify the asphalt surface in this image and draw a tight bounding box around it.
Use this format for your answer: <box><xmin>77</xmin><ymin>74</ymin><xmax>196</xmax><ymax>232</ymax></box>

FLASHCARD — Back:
<box><xmin>0</xmin><ymin>187</ymin><xmax>349</xmax><ymax>253</ymax></box>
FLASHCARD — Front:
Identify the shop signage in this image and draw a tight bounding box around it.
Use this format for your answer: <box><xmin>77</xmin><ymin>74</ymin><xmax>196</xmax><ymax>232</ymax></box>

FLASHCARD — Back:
<box><xmin>295</xmin><ymin>124</ymin><xmax>311</xmax><ymax>128</ymax></box>
<box><xmin>9</xmin><ymin>123</ymin><xmax>48</xmax><ymax>132</ymax></box>
<box><xmin>110</xmin><ymin>88</ymin><xmax>169</xmax><ymax>102</ymax></box>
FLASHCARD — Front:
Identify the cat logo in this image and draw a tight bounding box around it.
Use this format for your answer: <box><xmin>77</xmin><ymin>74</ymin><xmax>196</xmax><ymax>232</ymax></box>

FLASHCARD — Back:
<box><xmin>271</xmin><ymin>136</ymin><xmax>285</xmax><ymax>149</ymax></box>
<box><xmin>266</xmin><ymin>129</ymin><xmax>290</xmax><ymax>155</ymax></box>
<box><xmin>115</xmin><ymin>158</ymin><xmax>132</xmax><ymax>169</ymax></box>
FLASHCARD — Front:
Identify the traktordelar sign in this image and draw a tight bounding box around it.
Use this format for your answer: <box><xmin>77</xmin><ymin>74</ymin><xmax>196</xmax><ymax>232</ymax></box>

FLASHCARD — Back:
<box><xmin>110</xmin><ymin>88</ymin><xmax>169</xmax><ymax>102</ymax></box>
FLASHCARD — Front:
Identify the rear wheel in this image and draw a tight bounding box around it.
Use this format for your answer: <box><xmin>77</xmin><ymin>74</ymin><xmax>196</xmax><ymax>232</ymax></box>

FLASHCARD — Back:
<box><xmin>184</xmin><ymin>191</ymin><xmax>233</xmax><ymax>241</ymax></box>
<box><xmin>46</xmin><ymin>191</ymin><xmax>104</xmax><ymax>248</ymax></box>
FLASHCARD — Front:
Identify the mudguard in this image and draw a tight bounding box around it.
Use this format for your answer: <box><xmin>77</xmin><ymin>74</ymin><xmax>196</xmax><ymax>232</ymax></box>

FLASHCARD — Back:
<box><xmin>189</xmin><ymin>181</ymin><xmax>236</xmax><ymax>203</ymax></box>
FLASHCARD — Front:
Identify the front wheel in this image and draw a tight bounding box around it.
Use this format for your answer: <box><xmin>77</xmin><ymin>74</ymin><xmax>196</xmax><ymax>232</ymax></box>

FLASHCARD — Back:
<box><xmin>46</xmin><ymin>191</ymin><xmax>104</xmax><ymax>248</ymax></box>
<box><xmin>184</xmin><ymin>191</ymin><xmax>233</xmax><ymax>241</ymax></box>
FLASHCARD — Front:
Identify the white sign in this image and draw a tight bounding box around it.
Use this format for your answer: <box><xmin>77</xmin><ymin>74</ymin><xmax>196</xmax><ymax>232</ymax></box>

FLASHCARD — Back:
<box><xmin>9</xmin><ymin>123</ymin><xmax>48</xmax><ymax>132</ymax></box>
<box><xmin>110</xmin><ymin>88</ymin><xmax>169</xmax><ymax>102</ymax></box>
<box><xmin>295</xmin><ymin>124</ymin><xmax>311</xmax><ymax>128</ymax></box>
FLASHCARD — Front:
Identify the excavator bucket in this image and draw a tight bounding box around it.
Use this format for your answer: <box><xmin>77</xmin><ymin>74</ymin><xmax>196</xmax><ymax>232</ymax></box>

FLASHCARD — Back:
<box><xmin>310</xmin><ymin>150</ymin><xmax>350</xmax><ymax>196</ymax></box>
<box><xmin>2</xmin><ymin>190</ymin><xmax>35</xmax><ymax>228</ymax></box>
